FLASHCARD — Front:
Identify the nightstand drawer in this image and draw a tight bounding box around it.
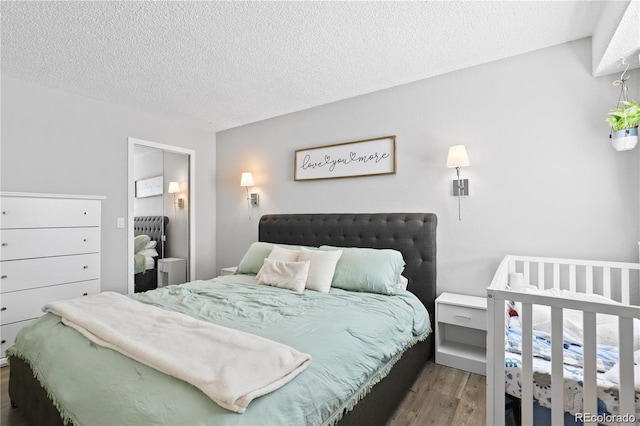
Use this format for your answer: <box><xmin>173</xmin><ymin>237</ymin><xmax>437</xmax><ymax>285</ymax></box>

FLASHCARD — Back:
<box><xmin>438</xmin><ymin>303</ymin><xmax>486</xmax><ymax>331</ymax></box>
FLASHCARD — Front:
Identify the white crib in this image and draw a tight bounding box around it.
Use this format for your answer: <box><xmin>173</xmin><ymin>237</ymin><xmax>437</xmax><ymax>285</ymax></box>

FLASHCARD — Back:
<box><xmin>487</xmin><ymin>255</ymin><xmax>640</xmax><ymax>425</ymax></box>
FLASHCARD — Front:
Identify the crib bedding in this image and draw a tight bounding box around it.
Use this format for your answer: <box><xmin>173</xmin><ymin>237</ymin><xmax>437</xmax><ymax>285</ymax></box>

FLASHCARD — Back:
<box><xmin>504</xmin><ymin>322</ymin><xmax>640</xmax><ymax>424</ymax></box>
<box><xmin>8</xmin><ymin>274</ymin><xmax>431</xmax><ymax>426</ymax></box>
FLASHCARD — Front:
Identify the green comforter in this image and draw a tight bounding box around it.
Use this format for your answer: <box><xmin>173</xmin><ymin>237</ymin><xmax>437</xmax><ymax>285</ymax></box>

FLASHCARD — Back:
<box><xmin>8</xmin><ymin>275</ymin><xmax>431</xmax><ymax>426</ymax></box>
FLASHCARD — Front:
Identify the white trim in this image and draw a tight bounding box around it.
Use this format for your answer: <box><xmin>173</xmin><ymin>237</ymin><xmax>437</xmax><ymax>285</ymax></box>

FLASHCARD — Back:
<box><xmin>127</xmin><ymin>137</ymin><xmax>196</xmax><ymax>294</ymax></box>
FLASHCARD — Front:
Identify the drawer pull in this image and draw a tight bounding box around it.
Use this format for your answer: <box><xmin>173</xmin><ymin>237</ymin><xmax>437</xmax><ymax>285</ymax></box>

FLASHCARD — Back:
<box><xmin>1</xmin><ymin>307</ymin><xmax>6</xmax><ymax>311</ymax></box>
<box><xmin>83</xmin><ymin>265</ymin><xmax>89</xmax><ymax>269</ymax></box>
<box><xmin>1</xmin><ymin>275</ymin><xmax>6</xmax><ymax>279</ymax></box>
<box><xmin>454</xmin><ymin>314</ymin><xmax>471</xmax><ymax>320</ymax></box>
<box><xmin>1</xmin><ymin>211</ymin><xmax>7</xmax><ymax>215</ymax></box>
<box><xmin>83</xmin><ymin>212</ymin><xmax>88</xmax><ymax>215</ymax></box>
<box><xmin>1</xmin><ymin>340</ymin><xmax>5</xmax><ymax>344</ymax></box>
<box><xmin>83</xmin><ymin>293</ymin><xmax>88</xmax><ymax>296</ymax></box>
<box><xmin>1</xmin><ymin>243</ymin><xmax>7</xmax><ymax>247</ymax></box>
<box><xmin>83</xmin><ymin>239</ymin><xmax>87</xmax><ymax>242</ymax></box>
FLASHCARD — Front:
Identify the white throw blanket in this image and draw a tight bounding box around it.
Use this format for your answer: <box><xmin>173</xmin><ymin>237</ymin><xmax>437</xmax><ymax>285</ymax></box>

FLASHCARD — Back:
<box><xmin>44</xmin><ymin>292</ymin><xmax>312</xmax><ymax>413</ymax></box>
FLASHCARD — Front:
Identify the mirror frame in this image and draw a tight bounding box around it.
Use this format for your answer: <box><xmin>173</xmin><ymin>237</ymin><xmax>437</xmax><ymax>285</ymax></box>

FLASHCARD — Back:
<box><xmin>127</xmin><ymin>137</ymin><xmax>196</xmax><ymax>294</ymax></box>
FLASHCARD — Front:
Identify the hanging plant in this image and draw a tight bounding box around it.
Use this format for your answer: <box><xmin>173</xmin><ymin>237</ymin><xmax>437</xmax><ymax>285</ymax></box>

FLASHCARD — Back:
<box><xmin>606</xmin><ymin>101</ymin><xmax>640</xmax><ymax>131</ymax></box>
<box><xmin>606</xmin><ymin>60</ymin><xmax>638</xmax><ymax>151</ymax></box>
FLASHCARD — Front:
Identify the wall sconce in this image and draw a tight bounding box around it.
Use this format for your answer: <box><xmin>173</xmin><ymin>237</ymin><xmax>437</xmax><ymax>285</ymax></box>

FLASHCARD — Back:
<box><xmin>240</xmin><ymin>172</ymin><xmax>259</xmax><ymax>219</ymax></box>
<box><xmin>168</xmin><ymin>181</ymin><xmax>184</xmax><ymax>208</ymax></box>
<box><xmin>446</xmin><ymin>145</ymin><xmax>470</xmax><ymax>221</ymax></box>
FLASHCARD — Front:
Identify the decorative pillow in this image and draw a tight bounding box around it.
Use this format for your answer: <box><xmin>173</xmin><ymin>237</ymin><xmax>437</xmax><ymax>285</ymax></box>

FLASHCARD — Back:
<box><xmin>236</xmin><ymin>242</ymin><xmax>316</xmax><ymax>275</ymax></box>
<box><xmin>298</xmin><ymin>248</ymin><xmax>342</xmax><ymax>293</ymax></box>
<box><xmin>236</xmin><ymin>242</ymin><xmax>274</xmax><ymax>275</ymax></box>
<box><xmin>268</xmin><ymin>245</ymin><xmax>300</xmax><ymax>262</ymax></box>
<box><xmin>256</xmin><ymin>259</ymin><xmax>310</xmax><ymax>293</ymax></box>
<box><xmin>134</xmin><ymin>235</ymin><xmax>151</xmax><ymax>254</ymax></box>
<box><xmin>144</xmin><ymin>240</ymin><xmax>158</xmax><ymax>250</ymax></box>
<box><xmin>319</xmin><ymin>246</ymin><xmax>405</xmax><ymax>295</ymax></box>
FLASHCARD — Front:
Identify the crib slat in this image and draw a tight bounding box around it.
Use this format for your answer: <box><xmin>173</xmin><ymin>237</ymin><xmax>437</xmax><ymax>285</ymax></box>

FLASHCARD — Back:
<box><xmin>582</xmin><ymin>312</ymin><xmax>597</xmax><ymax>425</ymax></box>
<box><xmin>552</xmin><ymin>263</ymin><xmax>560</xmax><ymax>289</ymax></box>
<box><xmin>569</xmin><ymin>264</ymin><xmax>576</xmax><ymax>293</ymax></box>
<box><xmin>521</xmin><ymin>303</ymin><xmax>534</xmax><ymax>426</ymax></box>
<box><xmin>603</xmin><ymin>267</ymin><xmax>611</xmax><ymax>298</ymax></box>
<box><xmin>538</xmin><ymin>263</ymin><xmax>545</xmax><ymax>289</ymax></box>
<box><xmin>551</xmin><ymin>307</ymin><xmax>564</xmax><ymax>426</ymax></box>
<box><xmin>621</xmin><ymin>268</ymin><xmax>630</xmax><ymax>305</ymax></box>
<box><xmin>618</xmin><ymin>317</ymin><xmax>635</xmax><ymax>420</ymax></box>
<box><xmin>523</xmin><ymin>261</ymin><xmax>530</xmax><ymax>284</ymax></box>
<box><xmin>493</xmin><ymin>299</ymin><xmax>506</xmax><ymax>426</ymax></box>
<box><xmin>586</xmin><ymin>266</ymin><xmax>593</xmax><ymax>294</ymax></box>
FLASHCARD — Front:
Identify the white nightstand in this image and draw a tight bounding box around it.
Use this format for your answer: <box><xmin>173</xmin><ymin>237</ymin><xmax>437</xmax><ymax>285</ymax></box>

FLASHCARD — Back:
<box><xmin>435</xmin><ymin>292</ymin><xmax>487</xmax><ymax>375</ymax></box>
<box><xmin>220</xmin><ymin>266</ymin><xmax>237</xmax><ymax>276</ymax></box>
<box><xmin>157</xmin><ymin>257</ymin><xmax>187</xmax><ymax>287</ymax></box>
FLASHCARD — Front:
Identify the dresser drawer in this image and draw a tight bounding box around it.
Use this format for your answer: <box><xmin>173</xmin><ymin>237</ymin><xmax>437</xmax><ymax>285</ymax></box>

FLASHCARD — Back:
<box><xmin>1</xmin><ymin>254</ymin><xmax>100</xmax><ymax>293</ymax></box>
<box><xmin>438</xmin><ymin>303</ymin><xmax>487</xmax><ymax>331</ymax></box>
<box><xmin>1</xmin><ymin>279</ymin><xmax>100</xmax><ymax>325</ymax></box>
<box><xmin>0</xmin><ymin>196</ymin><xmax>101</xmax><ymax>229</ymax></box>
<box><xmin>0</xmin><ymin>227</ymin><xmax>100</xmax><ymax>261</ymax></box>
<box><xmin>1</xmin><ymin>319</ymin><xmax>32</xmax><ymax>359</ymax></box>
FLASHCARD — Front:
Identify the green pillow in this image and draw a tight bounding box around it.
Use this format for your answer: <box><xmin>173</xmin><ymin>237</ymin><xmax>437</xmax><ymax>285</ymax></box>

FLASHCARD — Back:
<box><xmin>319</xmin><ymin>245</ymin><xmax>405</xmax><ymax>295</ymax></box>
<box><xmin>236</xmin><ymin>242</ymin><xmax>318</xmax><ymax>275</ymax></box>
<box><xmin>134</xmin><ymin>234</ymin><xmax>151</xmax><ymax>254</ymax></box>
<box><xmin>236</xmin><ymin>242</ymin><xmax>274</xmax><ymax>275</ymax></box>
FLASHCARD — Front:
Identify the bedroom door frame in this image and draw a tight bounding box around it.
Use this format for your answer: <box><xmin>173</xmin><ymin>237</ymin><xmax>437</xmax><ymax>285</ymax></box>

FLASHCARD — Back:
<box><xmin>127</xmin><ymin>137</ymin><xmax>196</xmax><ymax>294</ymax></box>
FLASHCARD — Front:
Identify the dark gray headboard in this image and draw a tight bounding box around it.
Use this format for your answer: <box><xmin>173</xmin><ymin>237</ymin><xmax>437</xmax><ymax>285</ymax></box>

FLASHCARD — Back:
<box><xmin>258</xmin><ymin>213</ymin><xmax>437</xmax><ymax>324</ymax></box>
<box><xmin>134</xmin><ymin>216</ymin><xmax>169</xmax><ymax>257</ymax></box>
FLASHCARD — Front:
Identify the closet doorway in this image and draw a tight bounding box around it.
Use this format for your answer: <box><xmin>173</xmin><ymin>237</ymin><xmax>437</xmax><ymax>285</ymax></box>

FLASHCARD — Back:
<box><xmin>127</xmin><ymin>137</ymin><xmax>196</xmax><ymax>294</ymax></box>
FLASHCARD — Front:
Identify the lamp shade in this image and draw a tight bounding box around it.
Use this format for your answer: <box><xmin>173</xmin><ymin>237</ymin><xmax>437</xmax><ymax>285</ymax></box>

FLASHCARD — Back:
<box><xmin>240</xmin><ymin>172</ymin><xmax>255</xmax><ymax>187</ymax></box>
<box><xmin>446</xmin><ymin>145</ymin><xmax>470</xmax><ymax>168</ymax></box>
<box><xmin>167</xmin><ymin>181</ymin><xmax>180</xmax><ymax>194</ymax></box>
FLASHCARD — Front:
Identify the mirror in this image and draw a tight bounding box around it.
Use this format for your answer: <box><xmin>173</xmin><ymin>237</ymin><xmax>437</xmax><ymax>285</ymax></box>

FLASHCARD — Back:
<box><xmin>128</xmin><ymin>138</ymin><xmax>195</xmax><ymax>294</ymax></box>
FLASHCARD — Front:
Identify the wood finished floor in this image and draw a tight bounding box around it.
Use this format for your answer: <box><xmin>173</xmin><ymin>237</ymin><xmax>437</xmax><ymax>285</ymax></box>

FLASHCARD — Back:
<box><xmin>1</xmin><ymin>361</ymin><xmax>486</xmax><ymax>426</ymax></box>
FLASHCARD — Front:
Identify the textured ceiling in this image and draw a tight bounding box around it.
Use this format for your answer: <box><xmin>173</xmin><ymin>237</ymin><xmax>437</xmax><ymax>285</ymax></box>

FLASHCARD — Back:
<box><xmin>1</xmin><ymin>1</ymin><xmax>636</xmax><ymax>132</ymax></box>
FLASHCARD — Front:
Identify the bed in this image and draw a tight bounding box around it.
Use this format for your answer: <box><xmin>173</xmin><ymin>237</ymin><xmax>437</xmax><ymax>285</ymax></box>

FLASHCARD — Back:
<box><xmin>133</xmin><ymin>215</ymin><xmax>169</xmax><ymax>292</ymax></box>
<box><xmin>487</xmin><ymin>255</ymin><xmax>640</xmax><ymax>425</ymax></box>
<box><xmin>8</xmin><ymin>212</ymin><xmax>437</xmax><ymax>425</ymax></box>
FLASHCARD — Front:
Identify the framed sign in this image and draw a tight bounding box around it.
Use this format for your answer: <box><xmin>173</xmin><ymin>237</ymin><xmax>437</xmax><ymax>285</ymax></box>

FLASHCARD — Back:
<box><xmin>294</xmin><ymin>136</ymin><xmax>396</xmax><ymax>181</ymax></box>
<box><xmin>135</xmin><ymin>175</ymin><xmax>163</xmax><ymax>198</ymax></box>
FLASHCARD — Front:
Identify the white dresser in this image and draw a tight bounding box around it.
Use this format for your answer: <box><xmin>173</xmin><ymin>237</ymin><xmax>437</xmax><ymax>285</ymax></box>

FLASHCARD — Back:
<box><xmin>0</xmin><ymin>192</ymin><xmax>105</xmax><ymax>362</ymax></box>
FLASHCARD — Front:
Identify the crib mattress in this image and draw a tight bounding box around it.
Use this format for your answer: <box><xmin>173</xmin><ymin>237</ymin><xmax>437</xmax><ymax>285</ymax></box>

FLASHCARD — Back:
<box><xmin>504</xmin><ymin>325</ymin><xmax>640</xmax><ymax>425</ymax></box>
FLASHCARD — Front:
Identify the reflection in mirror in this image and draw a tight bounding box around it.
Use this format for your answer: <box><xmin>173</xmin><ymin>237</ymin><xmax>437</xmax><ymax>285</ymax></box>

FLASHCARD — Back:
<box><xmin>133</xmin><ymin>145</ymin><xmax>190</xmax><ymax>292</ymax></box>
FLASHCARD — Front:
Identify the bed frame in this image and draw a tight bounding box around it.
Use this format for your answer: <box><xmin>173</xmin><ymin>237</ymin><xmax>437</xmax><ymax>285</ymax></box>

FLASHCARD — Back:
<box><xmin>9</xmin><ymin>212</ymin><xmax>437</xmax><ymax>425</ymax></box>
<box><xmin>133</xmin><ymin>215</ymin><xmax>169</xmax><ymax>292</ymax></box>
<box><xmin>487</xmin><ymin>255</ymin><xmax>640</xmax><ymax>426</ymax></box>
<box><xmin>259</xmin><ymin>213</ymin><xmax>437</xmax><ymax>425</ymax></box>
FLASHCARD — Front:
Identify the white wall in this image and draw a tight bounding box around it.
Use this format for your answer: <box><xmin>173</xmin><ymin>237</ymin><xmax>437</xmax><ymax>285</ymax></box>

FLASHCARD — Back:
<box><xmin>1</xmin><ymin>76</ymin><xmax>217</xmax><ymax>293</ymax></box>
<box><xmin>216</xmin><ymin>38</ymin><xmax>640</xmax><ymax>297</ymax></box>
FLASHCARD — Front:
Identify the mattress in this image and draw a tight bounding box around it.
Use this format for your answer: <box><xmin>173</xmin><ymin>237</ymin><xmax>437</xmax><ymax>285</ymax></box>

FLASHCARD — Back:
<box><xmin>8</xmin><ymin>274</ymin><xmax>431</xmax><ymax>425</ymax></box>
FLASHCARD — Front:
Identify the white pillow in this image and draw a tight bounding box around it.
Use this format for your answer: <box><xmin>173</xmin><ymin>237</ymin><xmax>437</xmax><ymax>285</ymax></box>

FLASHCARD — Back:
<box><xmin>268</xmin><ymin>245</ymin><xmax>300</xmax><ymax>262</ymax></box>
<box><xmin>138</xmin><ymin>248</ymin><xmax>159</xmax><ymax>258</ymax></box>
<box><xmin>256</xmin><ymin>259</ymin><xmax>310</xmax><ymax>293</ymax></box>
<box><xmin>144</xmin><ymin>240</ymin><xmax>158</xmax><ymax>250</ymax></box>
<box><xmin>298</xmin><ymin>247</ymin><xmax>342</xmax><ymax>293</ymax></box>
<box><xmin>397</xmin><ymin>274</ymin><xmax>409</xmax><ymax>290</ymax></box>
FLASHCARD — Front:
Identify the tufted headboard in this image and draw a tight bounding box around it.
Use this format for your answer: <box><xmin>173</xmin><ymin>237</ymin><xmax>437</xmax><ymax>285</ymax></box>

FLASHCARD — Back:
<box><xmin>258</xmin><ymin>213</ymin><xmax>437</xmax><ymax>325</ymax></box>
<box><xmin>134</xmin><ymin>216</ymin><xmax>169</xmax><ymax>258</ymax></box>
